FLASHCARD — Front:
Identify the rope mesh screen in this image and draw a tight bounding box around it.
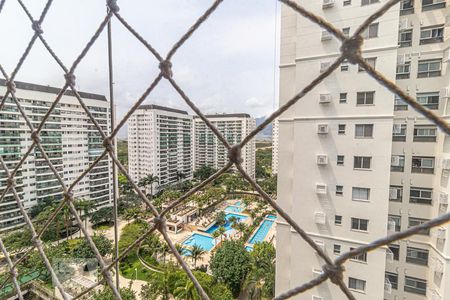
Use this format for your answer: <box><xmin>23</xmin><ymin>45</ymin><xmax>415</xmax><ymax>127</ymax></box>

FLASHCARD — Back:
<box><xmin>0</xmin><ymin>0</ymin><xmax>449</xmax><ymax>299</ymax></box>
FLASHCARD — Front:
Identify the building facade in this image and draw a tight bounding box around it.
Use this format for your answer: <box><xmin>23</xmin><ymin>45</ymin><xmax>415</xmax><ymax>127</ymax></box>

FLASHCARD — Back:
<box><xmin>193</xmin><ymin>114</ymin><xmax>256</xmax><ymax>179</ymax></box>
<box><xmin>277</xmin><ymin>0</ymin><xmax>449</xmax><ymax>299</ymax></box>
<box><xmin>128</xmin><ymin>105</ymin><xmax>193</xmax><ymax>192</ymax></box>
<box><xmin>0</xmin><ymin>80</ymin><xmax>113</xmax><ymax>232</ymax></box>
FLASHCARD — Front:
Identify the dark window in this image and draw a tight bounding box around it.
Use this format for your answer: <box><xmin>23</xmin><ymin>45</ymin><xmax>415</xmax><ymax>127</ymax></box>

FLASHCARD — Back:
<box><xmin>404</xmin><ymin>276</ymin><xmax>427</xmax><ymax>295</ymax></box>
<box><xmin>351</xmin><ymin>218</ymin><xmax>368</xmax><ymax>231</ymax></box>
<box><xmin>356</xmin><ymin>91</ymin><xmax>375</xmax><ymax>105</ymax></box>
<box><xmin>406</xmin><ymin>247</ymin><xmax>429</xmax><ymax>266</ymax></box>
<box><xmin>385</xmin><ymin>272</ymin><xmax>398</xmax><ymax>290</ymax></box>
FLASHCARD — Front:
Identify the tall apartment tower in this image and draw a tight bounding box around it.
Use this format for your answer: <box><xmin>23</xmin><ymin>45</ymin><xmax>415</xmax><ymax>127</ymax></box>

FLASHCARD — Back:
<box><xmin>128</xmin><ymin>105</ymin><xmax>193</xmax><ymax>192</ymax></box>
<box><xmin>0</xmin><ymin>80</ymin><xmax>113</xmax><ymax>232</ymax></box>
<box><xmin>193</xmin><ymin>114</ymin><xmax>256</xmax><ymax>179</ymax></box>
<box><xmin>272</xmin><ymin>118</ymin><xmax>279</xmax><ymax>175</ymax></box>
<box><xmin>277</xmin><ymin>0</ymin><xmax>449</xmax><ymax>299</ymax></box>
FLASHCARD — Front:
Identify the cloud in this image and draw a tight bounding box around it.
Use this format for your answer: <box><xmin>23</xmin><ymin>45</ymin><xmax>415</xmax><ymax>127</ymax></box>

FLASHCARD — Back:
<box><xmin>245</xmin><ymin>97</ymin><xmax>266</xmax><ymax>108</ymax></box>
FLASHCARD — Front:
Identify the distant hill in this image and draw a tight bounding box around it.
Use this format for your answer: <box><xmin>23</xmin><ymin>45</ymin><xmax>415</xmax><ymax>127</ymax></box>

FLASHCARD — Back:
<box><xmin>255</xmin><ymin>116</ymin><xmax>273</xmax><ymax>140</ymax></box>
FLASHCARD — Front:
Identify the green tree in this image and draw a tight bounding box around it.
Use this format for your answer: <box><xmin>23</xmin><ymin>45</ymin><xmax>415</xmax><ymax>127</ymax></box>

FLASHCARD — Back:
<box><xmin>188</xmin><ymin>244</ymin><xmax>206</xmax><ymax>267</ymax></box>
<box><xmin>210</xmin><ymin>240</ymin><xmax>251</xmax><ymax>297</ymax></box>
<box><xmin>194</xmin><ymin>165</ymin><xmax>216</xmax><ymax>181</ymax></box>
<box><xmin>217</xmin><ymin>226</ymin><xmax>226</xmax><ymax>243</ymax></box>
<box><xmin>215</xmin><ymin>211</ymin><xmax>226</xmax><ymax>227</ymax></box>
<box><xmin>118</xmin><ymin>193</ymin><xmax>141</xmax><ymax>215</ymax></box>
<box><xmin>93</xmin><ymin>285</ymin><xmax>136</xmax><ymax>300</ymax></box>
<box><xmin>72</xmin><ymin>234</ymin><xmax>113</xmax><ymax>258</ymax></box>
<box><xmin>245</xmin><ymin>242</ymin><xmax>276</xmax><ymax>299</ymax></box>
<box><xmin>90</xmin><ymin>207</ymin><xmax>114</xmax><ymax>226</ymax></box>
<box><xmin>140</xmin><ymin>265</ymin><xmax>183</xmax><ymax>300</ymax></box>
<box><xmin>118</xmin><ymin>173</ymin><xmax>133</xmax><ymax>195</ymax></box>
<box><xmin>75</xmin><ymin>199</ymin><xmax>95</xmax><ymax>237</ymax></box>
<box><xmin>138</xmin><ymin>174</ymin><xmax>159</xmax><ymax>196</ymax></box>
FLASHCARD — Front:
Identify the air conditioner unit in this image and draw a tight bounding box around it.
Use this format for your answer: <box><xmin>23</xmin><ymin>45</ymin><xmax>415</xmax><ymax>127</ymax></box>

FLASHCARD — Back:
<box><xmin>322</xmin><ymin>0</ymin><xmax>335</xmax><ymax>8</ymax></box>
<box><xmin>391</xmin><ymin>155</ymin><xmax>400</xmax><ymax>166</ymax></box>
<box><xmin>316</xmin><ymin>184</ymin><xmax>327</xmax><ymax>195</ymax></box>
<box><xmin>437</xmin><ymin>227</ymin><xmax>446</xmax><ymax>240</ymax></box>
<box><xmin>317</xmin><ymin>155</ymin><xmax>328</xmax><ymax>165</ymax></box>
<box><xmin>314</xmin><ymin>240</ymin><xmax>325</xmax><ymax>251</ymax></box>
<box><xmin>386</xmin><ymin>248</ymin><xmax>394</xmax><ymax>261</ymax></box>
<box><xmin>439</xmin><ymin>192</ymin><xmax>448</xmax><ymax>205</ymax></box>
<box><xmin>320</xmin><ymin>62</ymin><xmax>331</xmax><ymax>73</ymax></box>
<box><xmin>398</xmin><ymin>18</ymin><xmax>409</xmax><ymax>30</ymax></box>
<box><xmin>319</xmin><ymin>93</ymin><xmax>332</xmax><ymax>104</ymax></box>
<box><xmin>443</xmin><ymin>159</ymin><xmax>450</xmax><ymax>170</ymax></box>
<box><xmin>314</xmin><ymin>211</ymin><xmax>327</xmax><ymax>224</ymax></box>
<box><xmin>442</xmin><ymin>87</ymin><xmax>450</xmax><ymax>98</ymax></box>
<box><xmin>321</xmin><ymin>30</ymin><xmax>333</xmax><ymax>41</ymax></box>
<box><xmin>317</xmin><ymin>124</ymin><xmax>329</xmax><ymax>134</ymax></box>
<box><xmin>393</xmin><ymin>124</ymin><xmax>402</xmax><ymax>134</ymax></box>
<box><xmin>389</xmin><ymin>188</ymin><xmax>398</xmax><ymax>200</ymax></box>
<box><xmin>384</xmin><ymin>278</ymin><xmax>392</xmax><ymax>294</ymax></box>
<box><xmin>387</xmin><ymin>220</ymin><xmax>397</xmax><ymax>231</ymax></box>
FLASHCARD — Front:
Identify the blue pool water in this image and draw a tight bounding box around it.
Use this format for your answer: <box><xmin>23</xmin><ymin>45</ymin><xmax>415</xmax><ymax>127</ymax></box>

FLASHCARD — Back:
<box><xmin>266</xmin><ymin>215</ymin><xmax>277</xmax><ymax>220</ymax></box>
<box><xmin>224</xmin><ymin>205</ymin><xmax>243</xmax><ymax>213</ymax></box>
<box><xmin>182</xmin><ymin>233</ymin><xmax>215</xmax><ymax>251</ymax></box>
<box><xmin>245</xmin><ymin>246</ymin><xmax>253</xmax><ymax>252</ymax></box>
<box><xmin>205</xmin><ymin>213</ymin><xmax>248</xmax><ymax>234</ymax></box>
<box><xmin>248</xmin><ymin>219</ymin><xmax>274</xmax><ymax>245</ymax></box>
<box><xmin>235</xmin><ymin>201</ymin><xmax>242</xmax><ymax>206</ymax></box>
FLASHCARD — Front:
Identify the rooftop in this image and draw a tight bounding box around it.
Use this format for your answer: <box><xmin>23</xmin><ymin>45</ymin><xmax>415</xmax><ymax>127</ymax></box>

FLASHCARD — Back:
<box><xmin>194</xmin><ymin>113</ymin><xmax>251</xmax><ymax>118</ymax></box>
<box><xmin>0</xmin><ymin>79</ymin><xmax>107</xmax><ymax>101</ymax></box>
<box><xmin>138</xmin><ymin>104</ymin><xmax>189</xmax><ymax>115</ymax></box>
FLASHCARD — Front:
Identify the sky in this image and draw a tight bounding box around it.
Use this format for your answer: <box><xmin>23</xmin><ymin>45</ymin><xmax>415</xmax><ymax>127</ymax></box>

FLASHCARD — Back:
<box><xmin>0</xmin><ymin>0</ymin><xmax>280</xmax><ymax>138</ymax></box>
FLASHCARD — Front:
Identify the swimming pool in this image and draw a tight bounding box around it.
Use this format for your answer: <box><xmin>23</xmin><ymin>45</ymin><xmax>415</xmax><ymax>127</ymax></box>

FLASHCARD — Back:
<box><xmin>266</xmin><ymin>215</ymin><xmax>277</xmax><ymax>220</ymax></box>
<box><xmin>248</xmin><ymin>219</ymin><xmax>274</xmax><ymax>245</ymax></box>
<box><xmin>182</xmin><ymin>233</ymin><xmax>216</xmax><ymax>251</ymax></box>
<box><xmin>224</xmin><ymin>205</ymin><xmax>244</xmax><ymax>213</ymax></box>
<box><xmin>205</xmin><ymin>213</ymin><xmax>248</xmax><ymax>234</ymax></box>
<box><xmin>245</xmin><ymin>246</ymin><xmax>253</xmax><ymax>252</ymax></box>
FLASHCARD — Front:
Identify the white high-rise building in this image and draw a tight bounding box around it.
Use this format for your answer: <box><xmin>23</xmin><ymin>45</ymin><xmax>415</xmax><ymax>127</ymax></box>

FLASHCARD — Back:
<box><xmin>193</xmin><ymin>114</ymin><xmax>256</xmax><ymax>179</ymax></box>
<box><xmin>277</xmin><ymin>0</ymin><xmax>449</xmax><ymax>299</ymax></box>
<box><xmin>128</xmin><ymin>105</ymin><xmax>193</xmax><ymax>192</ymax></box>
<box><xmin>272</xmin><ymin>118</ymin><xmax>279</xmax><ymax>174</ymax></box>
<box><xmin>0</xmin><ymin>80</ymin><xmax>113</xmax><ymax>231</ymax></box>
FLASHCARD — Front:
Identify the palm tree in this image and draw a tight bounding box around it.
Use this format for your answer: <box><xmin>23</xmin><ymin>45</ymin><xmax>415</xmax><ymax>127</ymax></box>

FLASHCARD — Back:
<box><xmin>173</xmin><ymin>277</ymin><xmax>197</xmax><ymax>300</ymax></box>
<box><xmin>188</xmin><ymin>244</ymin><xmax>206</xmax><ymax>268</ymax></box>
<box><xmin>138</xmin><ymin>174</ymin><xmax>159</xmax><ymax>197</ymax></box>
<box><xmin>234</xmin><ymin>222</ymin><xmax>247</xmax><ymax>238</ymax></box>
<box><xmin>61</xmin><ymin>205</ymin><xmax>72</xmax><ymax>241</ymax></box>
<box><xmin>212</xmin><ymin>231</ymin><xmax>220</xmax><ymax>246</ymax></box>
<box><xmin>159</xmin><ymin>243</ymin><xmax>170</xmax><ymax>263</ymax></box>
<box><xmin>217</xmin><ymin>226</ymin><xmax>226</xmax><ymax>243</ymax></box>
<box><xmin>75</xmin><ymin>199</ymin><xmax>95</xmax><ymax>237</ymax></box>
<box><xmin>174</xmin><ymin>243</ymin><xmax>185</xmax><ymax>256</ymax></box>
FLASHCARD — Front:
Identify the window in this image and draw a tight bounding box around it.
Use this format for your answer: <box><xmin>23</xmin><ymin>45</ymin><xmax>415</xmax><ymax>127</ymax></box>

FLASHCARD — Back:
<box><xmin>422</xmin><ymin>0</ymin><xmax>446</xmax><ymax>11</ymax></box>
<box><xmin>420</xmin><ymin>25</ymin><xmax>444</xmax><ymax>44</ymax></box>
<box><xmin>335</xmin><ymin>215</ymin><xmax>342</xmax><ymax>225</ymax></box>
<box><xmin>411</xmin><ymin>156</ymin><xmax>434</xmax><ymax>174</ymax></box>
<box><xmin>408</xmin><ymin>217</ymin><xmax>430</xmax><ymax>235</ymax></box>
<box><xmin>338</xmin><ymin>124</ymin><xmax>346</xmax><ymax>134</ymax></box>
<box><xmin>333</xmin><ymin>244</ymin><xmax>341</xmax><ymax>255</ymax></box>
<box><xmin>396</xmin><ymin>61</ymin><xmax>411</xmax><ymax>79</ymax></box>
<box><xmin>337</xmin><ymin>155</ymin><xmax>344</xmax><ymax>165</ymax></box>
<box><xmin>391</xmin><ymin>155</ymin><xmax>405</xmax><ymax>172</ymax></box>
<box><xmin>339</xmin><ymin>93</ymin><xmax>347</xmax><ymax>103</ymax></box>
<box><xmin>358</xmin><ymin>57</ymin><xmax>376</xmax><ymax>71</ymax></box>
<box><xmin>342</xmin><ymin>27</ymin><xmax>350</xmax><ymax>38</ymax></box>
<box><xmin>356</xmin><ymin>91</ymin><xmax>375</xmax><ymax>105</ymax></box>
<box><xmin>389</xmin><ymin>244</ymin><xmax>400</xmax><ymax>260</ymax></box>
<box><xmin>416</xmin><ymin>92</ymin><xmax>439</xmax><ymax>109</ymax></box>
<box><xmin>350</xmin><ymin>247</ymin><xmax>367</xmax><ymax>262</ymax></box>
<box><xmin>388</xmin><ymin>215</ymin><xmax>401</xmax><ymax>232</ymax></box>
<box><xmin>336</xmin><ymin>185</ymin><xmax>344</xmax><ymax>196</ymax></box>
<box><xmin>341</xmin><ymin>60</ymin><xmax>349</xmax><ymax>71</ymax></box>
<box><xmin>385</xmin><ymin>272</ymin><xmax>398</xmax><ymax>290</ymax></box>
<box><xmin>418</xmin><ymin>59</ymin><xmax>442</xmax><ymax>78</ymax></box>
<box><xmin>348</xmin><ymin>277</ymin><xmax>366</xmax><ymax>292</ymax></box>
<box><xmin>410</xmin><ymin>187</ymin><xmax>432</xmax><ymax>204</ymax></box>
<box><xmin>361</xmin><ymin>24</ymin><xmax>379</xmax><ymax>39</ymax></box>
<box><xmin>406</xmin><ymin>247</ymin><xmax>429</xmax><ymax>266</ymax></box>
<box><xmin>414</xmin><ymin>125</ymin><xmax>437</xmax><ymax>142</ymax></box>
<box><xmin>394</xmin><ymin>95</ymin><xmax>408</xmax><ymax>111</ymax></box>
<box><xmin>389</xmin><ymin>185</ymin><xmax>403</xmax><ymax>202</ymax></box>
<box><xmin>355</xmin><ymin>124</ymin><xmax>373</xmax><ymax>138</ymax></box>
<box><xmin>392</xmin><ymin>124</ymin><xmax>407</xmax><ymax>141</ymax></box>
<box><xmin>400</xmin><ymin>0</ymin><xmax>414</xmax><ymax>14</ymax></box>
<box><xmin>404</xmin><ymin>276</ymin><xmax>427</xmax><ymax>295</ymax></box>
<box><xmin>344</xmin><ymin>0</ymin><xmax>351</xmax><ymax>5</ymax></box>
<box><xmin>351</xmin><ymin>218</ymin><xmax>368</xmax><ymax>231</ymax></box>
<box><xmin>398</xmin><ymin>29</ymin><xmax>413</xmax><ymax>47</ymax></box>
<box><xmin>361</xmin><ymin>0</ymin><xmax>379</xmax><ymax>5</ymax></box>
<box><xmin>352</xmin><ymin>187</ymin><xmax>370</xmax><ymax>201</ymax></box>
<box><xmin>354</xmin><ymin>156</ymin><xmax>371</xmax><ymax>169</ymax></box>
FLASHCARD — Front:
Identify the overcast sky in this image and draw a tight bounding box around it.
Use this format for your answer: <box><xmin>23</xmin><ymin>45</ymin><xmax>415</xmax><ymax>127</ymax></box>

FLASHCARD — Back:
<box><xmin>0</xmin><ymin>0</ymin><xmax>280</xmax><ymax>138</ymax></box>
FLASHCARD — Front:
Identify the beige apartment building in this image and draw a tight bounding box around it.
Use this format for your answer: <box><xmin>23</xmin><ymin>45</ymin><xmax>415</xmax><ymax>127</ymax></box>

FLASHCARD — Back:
<box><xmin>276</xmin><ymin>0</ymin><xmax>449</xmax><ymax>299</ymax></box>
